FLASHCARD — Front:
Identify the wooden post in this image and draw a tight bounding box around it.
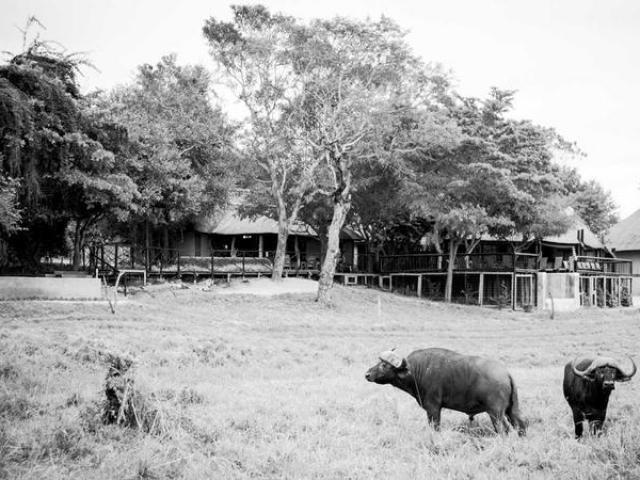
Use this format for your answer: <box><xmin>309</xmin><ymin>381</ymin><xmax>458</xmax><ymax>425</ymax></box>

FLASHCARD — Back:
<box><xmin>417</xmin><ymin>274</ymin><xmax>422</xmax><ymax>298</ymax></box>
<box><xmin>145</xmin><ymin>222</ymin><xmax>150</xmax><ymax>274</ymax></box>
<box><xmin>512</xmin><ymin>251</ymin><xmax>517</xmax><ymax>310</ymax></box>
<box><xmin>177</xmin><ymin>250</ymin><xmax>181</xmax><ymax>279</ymax></box>
<box><xmin>478</xmin><ymin>273</ymin><xmax>484</xmax><ymax>306</ymax></box>
<box><xmin>354</xmin><ymin>244</ymin><xmax>359</xmax><ymax>272</ymax></box>
<box><xmin>294</xmin><ymin>236</ymin><xmax>300</xmax><ymax>269</ymax></box>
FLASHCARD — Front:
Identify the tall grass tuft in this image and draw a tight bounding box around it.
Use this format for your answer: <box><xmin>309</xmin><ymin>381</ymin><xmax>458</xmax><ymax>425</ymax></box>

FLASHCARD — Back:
<box><xmin>97</xmin><ymin>354</ymin><xmax>196</xmax><ymax>438</ymax></box>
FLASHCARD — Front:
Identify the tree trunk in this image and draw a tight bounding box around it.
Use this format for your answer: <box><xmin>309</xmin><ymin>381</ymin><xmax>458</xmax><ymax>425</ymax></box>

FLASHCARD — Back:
<box><xmin>293</xmin><ymin>236</ymin><xmax>300</xmax><ymax>269</ymax></box>
<box><xmin>316</xmin><ymin>198</ymin><xmax>351</xmax><ymax>305</ymax></box>
<box><xmin>318</xmin><ymin>232</ymin><xmax>328</xmax><ymax>267</ymax></box>
<box><xmin>145</xmin><ymin>221</ymin><xmax>151</xmax><ymax>270</ymax></box>
<box><xmin>372</xmin><ymin>244</ymin><xmax>384</xmax><ymax>274</ymax></box>
<box><xmin>270</xmin><ymin>188</ymin><xmax>303</xmax><ymax>281</ymax></box>
<box><xmin>162</xmin><ymin>228</ymin><xmax>170</xmax><ymax>263</ymax></box>
<box><xmin>230</xmin><ymin>236</ymin><xmax>236</xmax><ymax>256</ymax></box>
<box><xmin>271</xmin><ymin>221</ymin><xmax>289</xmax><ymax>281</ymax></box>
<box><xmin>72</xmin><ymin>221</ymin><xmax>83</xmax><ymax>270</ymax></box>
<box><xmin>445</xmin><ymin>240</ymin><xmax>461</xmax><ymax>303</ymax></box>
<box><xmin>131</xmin><ymin>224</ymin><xmax>138</xmax><ymax>269</ymax></box>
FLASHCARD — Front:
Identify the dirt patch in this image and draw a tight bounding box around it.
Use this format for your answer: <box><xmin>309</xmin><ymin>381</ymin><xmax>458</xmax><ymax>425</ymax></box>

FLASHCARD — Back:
<box><xmin>138</xmin><ymin>277</ymin><xmax>319</xmax><ymax>297</ymax></box>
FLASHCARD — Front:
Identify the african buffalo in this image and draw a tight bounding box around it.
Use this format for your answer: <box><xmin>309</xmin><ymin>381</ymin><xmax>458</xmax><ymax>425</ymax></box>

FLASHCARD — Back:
<box><xmin>365</xmin><ymin>348</ymin><xmax>527</xmax><ymax>435</ymax></box>
<box><xmin>563</xmin><ymin>355</ymin><xmax>637</xmax><ymax>438</ymax></box>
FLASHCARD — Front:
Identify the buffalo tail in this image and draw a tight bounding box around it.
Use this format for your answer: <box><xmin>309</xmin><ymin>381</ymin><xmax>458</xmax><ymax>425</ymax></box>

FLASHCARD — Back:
<box><xmin>506</xmin><ymin>374</ymin><xmax>528</xmax><ymax>436</ymax></box>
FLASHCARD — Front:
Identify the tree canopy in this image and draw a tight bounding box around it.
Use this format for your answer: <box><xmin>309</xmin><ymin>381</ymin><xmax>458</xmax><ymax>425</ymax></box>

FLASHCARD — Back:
<box><xmin>0</xmin><ymin>28</ymin><xmax>134</xmax><ymax>267</ymax></box>
<box><xmin>100</xmin><ymin>54</ymin><xmax>236</xmax><ymax>261</ymax></box>
<box><xmin>204</xmin><ymin>5</ymin><xmax>325</xmax><ymax>280</ymax></box>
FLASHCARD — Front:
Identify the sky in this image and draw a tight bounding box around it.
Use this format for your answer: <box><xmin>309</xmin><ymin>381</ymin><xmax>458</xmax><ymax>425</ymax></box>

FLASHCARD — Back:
<box><xmin>2</xmin><ymin>0</ymin><xmax>640</xmax><ymax>219</ymax></box>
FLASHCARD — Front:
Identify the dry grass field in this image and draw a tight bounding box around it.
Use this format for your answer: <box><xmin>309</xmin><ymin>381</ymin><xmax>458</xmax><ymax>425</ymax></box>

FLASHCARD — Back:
<box><xmin>1</xmin><ymin>279</ymin><xmax>639</xmax><ymax>479</ymax></box>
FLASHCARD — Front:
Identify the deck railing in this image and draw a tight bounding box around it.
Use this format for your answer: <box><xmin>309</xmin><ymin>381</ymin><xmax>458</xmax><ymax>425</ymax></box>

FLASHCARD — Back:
<box><xmin>379</xmin><ymin>252</ymin><xmax>632</xmax><ymax>275</ymax></box>
<box><xmin>379</xmin><ymin>252</ymin><xmax>541</xmax><ymax>274</ymax></box>
<box><xmin>81</xmin><ymin>244</ymin><xmax>634</xmax><ymax>278</ymax></box>
<box><xmin>574</xmin><ymin>256</ymin><xmax>632</xmax><ymax>275</ymax></box>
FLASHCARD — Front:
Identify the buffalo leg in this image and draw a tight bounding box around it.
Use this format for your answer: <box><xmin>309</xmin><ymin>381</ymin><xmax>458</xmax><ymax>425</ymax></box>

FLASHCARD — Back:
<box><xmin>587</xmin><ymin>414</ymin><xmax>605</xmax><ymax>436</ymax></box>
<box><xmin>506</xmin><ymin>405</ymin><xmax>527</xmax><ymax>436</ymax></box>
<box><xmin>489</xmin><ymin>413</ymin><xmax>509</xmax><ymax>435</ymax></box>
<box><xmin>425</xmin><ymin>404</ymin><xmax>441</xmax><ymax>430</ymax></box>
<box><xmin>572</xmin><ymin>409</ymin><xmax>585</xmax><ymax>438</ymax></box>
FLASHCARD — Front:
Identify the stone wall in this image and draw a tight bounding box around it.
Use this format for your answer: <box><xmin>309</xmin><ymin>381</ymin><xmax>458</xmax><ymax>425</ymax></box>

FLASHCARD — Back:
<box><xmin>0</xmin><ymin>276</ymin><xmax>102</xmax><ymax>300</ymax></box>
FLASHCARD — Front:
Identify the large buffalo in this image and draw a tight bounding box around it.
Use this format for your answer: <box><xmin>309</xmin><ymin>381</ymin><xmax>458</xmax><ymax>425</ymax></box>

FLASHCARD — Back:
<box><xmin>563</xmin><ymin>355</ymin><xmax>637</xmax><ymax>438</ymax></box>
<box><xmin>365</xmin><ymin>348</ymin><xmax>527</xmax><ymax>435</ymax></box>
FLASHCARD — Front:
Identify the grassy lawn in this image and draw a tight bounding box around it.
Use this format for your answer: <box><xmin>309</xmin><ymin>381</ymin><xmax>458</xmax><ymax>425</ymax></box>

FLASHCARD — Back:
<box><xmin>1</xmin><ymin>281</ymin><xmax>639</xmax><ymax>479</ymax></box>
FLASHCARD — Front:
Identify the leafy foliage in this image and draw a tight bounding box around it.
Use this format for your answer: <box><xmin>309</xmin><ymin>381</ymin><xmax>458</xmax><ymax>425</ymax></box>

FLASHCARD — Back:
<box><xmin>204</xmin><ymin>6</ymin><xmax>323</xmax><ymax>279</ymax></box>
<box><xmin>284</xmin><ymin>14</ymin><xmax>455</xmax><ymax>303</ymax></box>
<box><xmin>400</xmin><ymin>88</ymin><xmax>580</xmax><ymax>301</ymax></box>
<box><xmin>0</xmin><ymin>23</ymin><xmax>130</xmax><ymax>267</ymax></box>
<box><xmin>566</xmin><ymin>175</ymin><xmax>619</xmax><ymax>236</ymax></box>
<box><xmin>0</xmin><ymin>174</ymin><xmax>20</xmax><ymax>234</ymax></box>
<box><xmin>415</xmin><ymin>89</ymin><xmax>576</xmax><ymax>248</ymax></box>
<box><xmin>103</xmin><ymin>54</ymin><xmax>236</xmax><ymax>252</ymax></box>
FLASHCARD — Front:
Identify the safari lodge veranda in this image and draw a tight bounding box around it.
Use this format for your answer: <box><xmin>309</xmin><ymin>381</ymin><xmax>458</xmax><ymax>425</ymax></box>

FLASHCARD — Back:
<box><xmin>76</xmin><ymin>208</ymin><xmax>633</xmax><ymax>312</ymax></box>
<box><xmin>377</xmin><ymin>219</ymin><xmax>632</xmax><ymax>312</ymax></box>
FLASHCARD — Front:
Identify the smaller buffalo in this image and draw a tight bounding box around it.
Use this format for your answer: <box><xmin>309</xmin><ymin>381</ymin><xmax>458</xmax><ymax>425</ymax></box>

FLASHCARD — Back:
<box><xmin>365</xmin><ymin>348</ymin><xmax>527</xmax><ymax>435</ymax></box>
<box><xmin>563</xmin><ymin>355</ymin><xmax>637</xmax><ymax>438</ymax></box>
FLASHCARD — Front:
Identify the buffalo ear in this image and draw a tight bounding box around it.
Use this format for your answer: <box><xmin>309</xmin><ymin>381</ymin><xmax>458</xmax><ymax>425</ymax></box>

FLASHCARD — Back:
<box><xmin>615</xmin><ymin>370</ymin><xmax>632</xmax><ymax>382</ymax></box>
<box><xmin>398</xmin><ymin>358</ymin><xmax>408</xmax><ymax>371</ymax></box>
<box><xmin>395</xmin><ymin>358</ymin><xmax>411</xmax><ymax>380</ymax></box>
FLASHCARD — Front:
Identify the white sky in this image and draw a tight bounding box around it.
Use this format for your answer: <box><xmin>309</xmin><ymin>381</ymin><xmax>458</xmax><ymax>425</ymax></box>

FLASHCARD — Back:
<box><xmin>2</xmin><ymin>0</ymin><xmax>639</xmax><ymax>219</ymax></box>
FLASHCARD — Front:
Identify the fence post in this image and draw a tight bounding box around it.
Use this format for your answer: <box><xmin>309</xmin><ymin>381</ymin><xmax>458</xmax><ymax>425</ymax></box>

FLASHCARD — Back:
<box><xmin>512</xmin><ymin>251</ymin><xmax>517</xmax><ymax>310</ymax></box>
<box><xmin>210</xmin><ymin>253</ymin><xmax>214</xmax><ymax>280</ymax></box>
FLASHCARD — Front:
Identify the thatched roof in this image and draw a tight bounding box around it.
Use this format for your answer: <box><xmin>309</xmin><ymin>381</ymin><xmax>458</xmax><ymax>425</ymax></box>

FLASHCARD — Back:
<box><xmin>609</xmin><ymin>208</ymin><xmax>640</xmax><ymax>252</ymax></box>
<box><xmin>195</xmin><ymin>208</ymin><xmax>313</xmax><ymax>236</ymax></box>
<box><xmin>194</xmin><ymin>193</ymin><xmax>364</xmax><ymax>240</ymax></box>
<box><xmin>542</xmin><ymin>217</ymin><xmax>607</xmax><ymax>250</ymax></box>
<box><xmin>480</xmin><ymin>216</ymin><xmax>607</xmax><ymax>250</ymax></box>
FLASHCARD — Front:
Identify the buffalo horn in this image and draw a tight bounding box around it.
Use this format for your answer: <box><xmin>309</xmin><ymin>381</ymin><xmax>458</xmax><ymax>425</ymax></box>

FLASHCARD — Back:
<box><xmin>572</xmin><ymin>356</ymin><xmax>617</xmax><ymax>378</ymax></box>
<box><xmin>379</xmin><ymin>350</ymin><xmax>404</xmax><ymax>369</ymax></box>
<box><xmin>572</xmin><ymin>356</ymin><xmax>637</xmax><ymax>380</ymax></box>
<box><xmin>613</xmin><ymin>355</ymin><xmax>637</xmax><ymax>381</ymax></box>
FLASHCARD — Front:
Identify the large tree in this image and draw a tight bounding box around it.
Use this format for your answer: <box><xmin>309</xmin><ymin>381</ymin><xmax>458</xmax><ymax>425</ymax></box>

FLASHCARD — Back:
<box><xmin>415</xmin><ymin>89</ymin><xmax>575</xmax><ymax>302</ymax></box>
<box><xmin>104</xmin><ymin>54</ymin><xmax>235</xmax><ymax>262</ymax></box>
<box><xmin>0</xmin><ymin>24</ymin><xmax>133</xmax><ymax>269</ymax></box>
<box><xmin>60</xmin><ymin>102</ymin><xmax>139</xmax><ymax>268</ymax></box>
<box><xmin>287</xmin><ymin>15</ymin><xmax>456</xmax><ymax>304</ymax></box>
<box><xmin>558</xmin><ymin>169</ymin><xmax>619</xmax><ymax>237</ymax></box>
<box><xmin>203</xmin><ymin>5</ymin><xmax>323</xmax><ymax>280</ymax></box>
